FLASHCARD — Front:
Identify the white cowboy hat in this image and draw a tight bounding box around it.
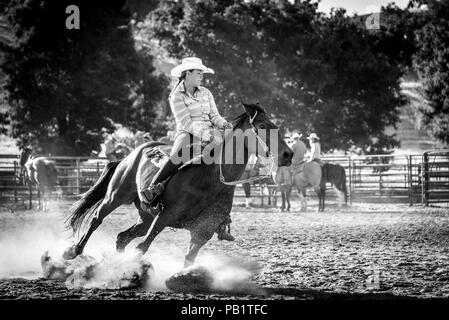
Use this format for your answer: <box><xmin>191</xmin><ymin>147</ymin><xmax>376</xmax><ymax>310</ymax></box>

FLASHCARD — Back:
<box><xmin>170</xmin><ymin>57</ymin><xmax>214</xmax><ymax>78</ymax></box>
<box><xmin>307</xmin><ymin>133</ymin><xmax>320</xmax><ymax>140</ymax></box>
<box><xmin>291</xmin><ymin>132</ymin><xmax>303</xmax><ymax>140</ymax></box>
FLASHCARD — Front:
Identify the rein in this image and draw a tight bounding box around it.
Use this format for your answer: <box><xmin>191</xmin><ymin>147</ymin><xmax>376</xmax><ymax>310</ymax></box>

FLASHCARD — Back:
<box><xmin>219</xmin><ymin>111</ymin><xmax>275</xmax><ymax>185</ymax></box>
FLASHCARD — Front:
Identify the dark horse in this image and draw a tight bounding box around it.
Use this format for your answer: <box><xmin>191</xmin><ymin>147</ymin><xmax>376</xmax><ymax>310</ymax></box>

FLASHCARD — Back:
<box><xmin>63</xmin><ymin>103</ymin><xmax>293</xmax><ymax>267</ymax></box>
<box><xmin>19</xmin><ymin>148</ymin><xmax>58</xmax><ymax>210</ymax></box>
<box><xmin>320</xmin><ymin>163</ymin><xmax>348</xmax><ymax>211</ymax></box>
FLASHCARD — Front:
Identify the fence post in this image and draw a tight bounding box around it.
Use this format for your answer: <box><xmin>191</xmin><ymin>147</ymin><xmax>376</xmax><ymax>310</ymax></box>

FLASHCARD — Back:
<box><xmin>348</xmin><ymin>156</ymin><xmax>352</xmax><ymax>205</ymax></box>
<box><xmin>379</xmin><ymin>170</ymin><xmax>383</xmax><ymax>197</ymax></box>
<box><xmin>407</xmin><ymin>155</ymin><xmax>413</xmax><ymax>206</ymax></box>
<box><xmin>12</xmin><ymin>160</ymin><xmax>18</xmax><ymax>203</ymax></box>
<box><xmin>76</xmin><ymin>159</ymin><xmax>81</xmax><ymax>196</ymax></box>
<box><xmin>422</xmin><ymin>152</ymin><xmax>429</xmax><ymax>206</ymax></box>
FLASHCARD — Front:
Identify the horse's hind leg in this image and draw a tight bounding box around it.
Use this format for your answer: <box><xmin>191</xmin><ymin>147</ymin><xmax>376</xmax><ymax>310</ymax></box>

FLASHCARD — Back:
<box><xmin>116</xmin><ymin>199</ymin><xmax>154</xmax><ymax>252</ymax></box>
<box><xmin>63</xmin><ymin>199</ymin><xmax>120</xmax><ymax>259</ymax></box>
<box><xmin>337</xmin><ymin>184</ymin><xmax>349</xmax><ymax>210</ymax></box>
<box><xmin>116</xmin><ymin>215</ymin><xmax>152</xmax><ymax>252</ymax></box>
<box><xmin>286</xmin><ymin>186</ymin><xmax>291</xmax><ymax>211</ymax></box>
<box><xmin>41</xmin><ymin>187</ymin><xmax>50</xmax><ymax>211</ymax></box>
<box><xmin>315</xmin><ymin>187</ymin><xmax>323</xmax><ymax>212</ymax></box>
<box><xmin>280</xmin><ymin>192</ymin><xmax>286</xmax><ymax>211</ymax></box>
<box><xmin>27</xmin><ymin>183</ymin><xmax>32</xmax><ymax>210</ymax></box>
<box><xmin>298</xmin><ymin>186</ymin><xmax>307</xmax><ymax>211</ymax></box>
<box><xmin>321</xmin><ymin>186</ymin><xmax>326</xmax><ymax>212</ymax></box>
<box><xmin>37</xmin><ymin>187</ymin><xmax>42</xmax><ymax>210</ymax></box>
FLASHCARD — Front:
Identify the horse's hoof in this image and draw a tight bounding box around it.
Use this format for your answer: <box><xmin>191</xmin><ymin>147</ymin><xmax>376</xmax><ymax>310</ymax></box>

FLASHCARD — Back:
<box><xmin>116</xmin><ymin>243</ymin><xmax>125</xmax><ymax>253</ymax></box>
<box><xmin>116</xmin><ymin>236</ymin><xmax>127</xmax><ymax>252</ymax></box>
<box><xmin>62</xmin><ymin>245</ymin><xmax>79</xmax><ymax>260</ymax></box>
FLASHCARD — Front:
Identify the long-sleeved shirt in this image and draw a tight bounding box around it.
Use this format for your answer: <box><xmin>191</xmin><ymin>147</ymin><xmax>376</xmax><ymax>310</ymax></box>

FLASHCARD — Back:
<box><xmin>291</xmin><ymin>140</ymin><xmax>307</xmax><ymax>166</ymax></box>
<box><xmin>169</xmin><ymin>80</ymin><xmax>227</xmax><ymax>139</ymax></box>
<box><xmin>309</xmin><ymin>142</ymin><xmax>321</xmax><ymax>161</ymax></box>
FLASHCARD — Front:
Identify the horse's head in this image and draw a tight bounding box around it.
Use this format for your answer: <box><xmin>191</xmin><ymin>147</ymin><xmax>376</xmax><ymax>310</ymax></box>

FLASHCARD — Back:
<box><xmin>234</xmin><ymin>102</ymin><xmax>293</xmax><ymax>167</ymax></box>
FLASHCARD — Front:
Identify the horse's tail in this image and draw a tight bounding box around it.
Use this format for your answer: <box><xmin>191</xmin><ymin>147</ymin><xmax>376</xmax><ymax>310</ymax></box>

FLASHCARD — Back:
<box><xmin>65</xmin><ymin>161</ymin><xmax>120</xmax><ymax>232</ymax></box>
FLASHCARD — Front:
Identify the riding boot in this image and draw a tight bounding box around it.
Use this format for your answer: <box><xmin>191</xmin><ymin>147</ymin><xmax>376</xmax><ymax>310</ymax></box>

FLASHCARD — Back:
<box><xmin>217</xmin><ymin>223</ymin><xmax>235</xmax><ymax>241</ymax></box>
<box><xmin>140</xmin><ymin>160</ymin><xmax>181</xmax><ymax>206</ymax></box>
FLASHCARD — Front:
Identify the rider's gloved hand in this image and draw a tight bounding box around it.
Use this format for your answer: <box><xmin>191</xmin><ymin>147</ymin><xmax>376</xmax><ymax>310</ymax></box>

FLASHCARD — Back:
<box><xmin>223</xmin><ymin>121</ymin><xmax>233</xmax><ymax>130</ymax></box>
<box><xmin>201</xmin><ymin>129</ymin><xmax>213</xmax><ymax>144</ymax></box>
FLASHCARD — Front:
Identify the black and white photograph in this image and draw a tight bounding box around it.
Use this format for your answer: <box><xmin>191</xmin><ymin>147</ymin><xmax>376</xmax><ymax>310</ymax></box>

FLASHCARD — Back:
<box><xmin>0</xmin><ymin>0</ymin><xmax>448</xmax><ymax>311</ymax></box>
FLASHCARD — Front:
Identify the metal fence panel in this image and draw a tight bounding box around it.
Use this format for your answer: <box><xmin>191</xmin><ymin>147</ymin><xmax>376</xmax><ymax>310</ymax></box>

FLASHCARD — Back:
<box><xmin>0</xmin><ymin>151</ymin><xmax>448</xmax><ymax>206</ymax></box>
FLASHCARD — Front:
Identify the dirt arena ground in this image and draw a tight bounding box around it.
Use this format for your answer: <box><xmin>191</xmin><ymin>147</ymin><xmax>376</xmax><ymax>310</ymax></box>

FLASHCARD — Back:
<box><xmin>0</xmin><ymin>198</ymin><xmax>448</xmax><ymax>300</ymax></box>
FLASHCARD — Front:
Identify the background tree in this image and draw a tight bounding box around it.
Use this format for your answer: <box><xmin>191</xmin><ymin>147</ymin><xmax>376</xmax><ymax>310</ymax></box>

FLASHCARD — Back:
<box><xmin>0</xmin><ymin>0</ymin><xmax>166</xmax><ymax>155</ymax></box>
<box><xmin>413</xmin><ymin>0</ymin><xmax>449</xmax><ymax>145</ymax></box>
<box><xmin>147</xmin><ymin>0</ymin><xmax>406</xmax><ymax>153</ymax></box>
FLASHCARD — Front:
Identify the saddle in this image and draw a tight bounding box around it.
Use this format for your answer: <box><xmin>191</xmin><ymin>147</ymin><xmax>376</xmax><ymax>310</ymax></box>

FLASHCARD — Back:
<box><xmin>143</xmin><ymin>142</ymin><xmax>211</xmax><ymax>170</ymax></box>
<box><xmin>291</xmin><ymin>159</ymin><xmax>324</xmax><ymax>176</ymax></box>
<box><xmin>139</xmin><ymin>143</ymin><xmax>211</xmax><ymax>214</ymax></box>
<box><xmin>143</xmin><ymin>145</ymin><xmax>171</xmax><ymax>168</ymax></box>
<box><xmin>291</xmin><ymin>161</ymin><xmax>306</xmax><ymax>176</ymax></box>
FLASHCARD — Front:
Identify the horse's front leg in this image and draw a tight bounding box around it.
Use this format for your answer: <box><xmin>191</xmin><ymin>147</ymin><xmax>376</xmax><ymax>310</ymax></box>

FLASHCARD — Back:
<box><xmin>135</xmin><ymin>210</ymin><xmax>175</xmax><ymax>254</ymax></box>
<box><xmin>117</xmin><ymin>202</ymin><xmax>154</xmax><ymax>252</ymax></box>
<box><xmin>184</xmin><ymin>233</ymin><xmax>213</xmax><ymax>268</ymax></box>
<box><xmin>37</xmin><ymin>186</ymin><xmax>42</xmax><ymax>211</ymax></box>
<box><xmin>41</xmin><ymin>188</ymin><xmax>49</xmax><ymax>211</ymax></box>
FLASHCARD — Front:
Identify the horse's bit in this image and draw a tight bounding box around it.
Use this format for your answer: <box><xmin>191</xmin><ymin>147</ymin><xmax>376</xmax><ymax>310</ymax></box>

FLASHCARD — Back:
<box><xmin>219</xmin><ymin>111</ymin><xmax>276</xmax><ymax>186</ymax></box>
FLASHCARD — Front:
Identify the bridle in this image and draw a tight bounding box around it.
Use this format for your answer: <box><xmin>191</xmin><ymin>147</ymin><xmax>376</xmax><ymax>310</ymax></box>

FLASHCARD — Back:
<box><xmin>219</xmin><ymin>110</ymin><xmax>276</xmax><ymax>186</ymax></box>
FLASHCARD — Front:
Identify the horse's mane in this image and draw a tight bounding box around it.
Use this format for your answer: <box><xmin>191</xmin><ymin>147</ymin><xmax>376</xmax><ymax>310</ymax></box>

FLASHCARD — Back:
<box><xmin>231</xmin><ymin>103</ymin><xmax>267</xmax><ymax>129</ymax></box>
<box><xmin>232</xmin><ymin>113</ymin><xmax>248</xmax><ymax>129</ymax></box>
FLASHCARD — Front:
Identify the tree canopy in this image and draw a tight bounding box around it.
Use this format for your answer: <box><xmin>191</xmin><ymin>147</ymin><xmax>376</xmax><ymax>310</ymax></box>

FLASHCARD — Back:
<box><xmin>1</xmin><ymin>0</ymin><xmax>446</xmax><ymax>155</ymax></box>
<box><xmin>0</xmin><ymin>0</ymin><xmax>166</xmax><ymax>155</ymax></box>
<box><xmin>144</xmin><ymin>0</ymin><xmax>408</xmax><ymax>153</ymax></box>
<box><xmin>413</xmin><ymin>0</ymin><xmax>449</xmax><ymax>145</ymax></box>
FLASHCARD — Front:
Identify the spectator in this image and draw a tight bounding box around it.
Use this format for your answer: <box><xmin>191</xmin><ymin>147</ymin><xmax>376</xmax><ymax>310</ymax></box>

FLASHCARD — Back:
<box><xmin>290</xmin><ymin>132</ymin><xmax>307</xmax><ymax>167</ymax></box>
<box><xmin>307</xmin><ymin>133</ymin><xmax>322</xmax><ymax>163</ymax></box>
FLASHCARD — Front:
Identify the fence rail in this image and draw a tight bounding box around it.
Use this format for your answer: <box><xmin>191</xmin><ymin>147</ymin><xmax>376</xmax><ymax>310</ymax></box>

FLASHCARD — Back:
<box><xmin>1</xmin><ymin>150</ymin><xmax>448</xmax><ymax>207</ymax></box>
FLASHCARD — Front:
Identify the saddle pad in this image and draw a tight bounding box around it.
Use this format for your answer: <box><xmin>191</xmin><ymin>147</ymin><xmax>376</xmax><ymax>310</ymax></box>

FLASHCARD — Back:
<box><xmin>291</xmin><ymin>162</ymin><xmax>305</xmax><ymax>176</ymax></box>
<box><xmin>143</xmin><ymin>146</ymin><xmax>170</xmax><ymax>168</ymax></box>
